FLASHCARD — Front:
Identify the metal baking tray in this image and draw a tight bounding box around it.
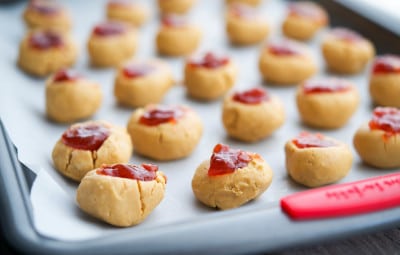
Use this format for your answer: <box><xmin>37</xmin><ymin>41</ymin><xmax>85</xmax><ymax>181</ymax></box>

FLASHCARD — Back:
<box><xmin>1</xmin><ymin>0</ymin><xmax>400</xmax><ymax>254</ymax></box>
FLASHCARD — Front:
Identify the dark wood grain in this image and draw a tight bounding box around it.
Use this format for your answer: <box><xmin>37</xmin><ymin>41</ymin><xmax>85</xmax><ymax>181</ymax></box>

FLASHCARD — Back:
<box><xmin>276</xmin><ymin>228</ymin><xmax>400</xmax><ymax>255</ymax></box>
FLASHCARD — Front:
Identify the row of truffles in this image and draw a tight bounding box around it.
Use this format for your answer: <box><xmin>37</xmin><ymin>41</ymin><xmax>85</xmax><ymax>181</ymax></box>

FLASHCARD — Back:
<box><xmin>19</xmin><ymin>0</ymin><xmax>373</xmax><ymax>77</ymax></box>
<box><xmin>59</xmin><ymin>105</ymin><xmax>400</xmax><ymax>227</ymax></box>
<box><xmin>44</xmin><ymin>53</ymin><xmax>400</xmax><ymax>133</ymax></box>
<box><xmin>16</xmin><ymin>23</ymin><xmax>375</xmax><ymax>82</ymax></box>
<box><xmin>22</xmin><ymin>0</ymin><xmax>198</xmax><ymax>32</ymax></box>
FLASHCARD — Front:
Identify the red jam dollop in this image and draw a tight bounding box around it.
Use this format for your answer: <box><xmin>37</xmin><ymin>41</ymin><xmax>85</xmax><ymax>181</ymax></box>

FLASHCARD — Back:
<box><xmin>230</xmin><ymin>3</ymin><xmax>257</xmax><ymax>19</ymax></box>
<box><xmin>372</xmin><ymin>55</ymin><xmax>400</xmax><ymax>74</ymax></box>
<box><xmin>53</xmin><ymin>69</ymin><xmax>81</xmax><ymax>82</ymax></box>
<box><xmin>369</xmin><ymin>107</ymin><xmax>400</xmax><ymax>139</ymax></box>
<box><xmin>29</xmin><ymin>31</ymin><xmax>63</xmax><ymax>50</ymax></box>
<box><xmin>123</xmin><ymin>63</ymin><xmax>156</xmax><ymax>79</ymax></box>
<box><xmin>62</xmin><ymin>123</ymin><xmax>110</xmax><ymax>151</ymax></box>
<box><xmin>93</xmin><ymin>22</ymin><xmax>127</xmax><ymax>36</ymax></box>
<box><xmin>288</xmin><ymin>2</ymin><xmax>326</xmax><ymax>22</ymax></box>
<box><xmin>208</xmin><ymin>144</ymin><xmax>252</xmax><ymax>176</ymax></box>
<box><xmin>139</xmin><ymin>106</ymin><xmax>184</xmax><ymax>126</ymax></box>
<box><xmin>303</xmin><ymin>78</ymin><xmax>351</xmax><ymax>94</ymax></box>
<box><xmin>97</xmin><ymin>163</ymin><xmax>158</xmax><ymax>181</ymax></box>
<box><xmin>233</xmin><ymin>88</ymin><xmax>269</xmax><ymax>104</ymax></box>
<box><xmin>330</xmin><ymin>28</ymin><xmax>363</xmax><ymax>42</ymax></box>
<box><xmin>161</xmin><ymin>14</ymin><xmax>187</xmax><ymax>28</ymax></box>
<box><xmin>188</xmin><ymin>52</ymin><xmax>230</xmax><ymax>69</ymax></box>
<box><xmin>29</xmin><ymin>0</ymin><xmax>61</xmax><ymax>15</ymax></box>
<box><xmin>292</xmin><ymin>132</ymin><xmax>336</xmax><ymax>149</ymax></box>
<box><xmin>268</xmin><ymin>41</ymin><xmax>302</xmax><ymax>56</ymax></box>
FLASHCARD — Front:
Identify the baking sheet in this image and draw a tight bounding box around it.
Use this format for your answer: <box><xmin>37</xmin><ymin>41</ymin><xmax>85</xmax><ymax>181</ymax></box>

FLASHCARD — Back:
<box><xmin>0</xmin><ymin>0</ymin><xmax>397</xmax><ymax>243</ymax></box>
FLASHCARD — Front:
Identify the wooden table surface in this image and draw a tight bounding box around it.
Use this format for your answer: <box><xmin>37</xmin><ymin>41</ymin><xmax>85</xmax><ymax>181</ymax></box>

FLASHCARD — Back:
<box><xmin>2</xmin><ymin>223</ymin><xmax>400</xmax><ymax>254</ymax></box>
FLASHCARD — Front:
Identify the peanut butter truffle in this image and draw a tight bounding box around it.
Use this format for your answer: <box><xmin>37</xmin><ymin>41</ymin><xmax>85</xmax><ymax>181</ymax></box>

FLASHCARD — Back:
<box><xmin>157</xmin><ymin>0</ymin><xmax>196</xmax><ymax>14</ymax></box>
<box><xmin>52</xmin><ymin>121</ymin><xmax>133</xmax><ymax>181</ymax></box>
<box><xmin>23</xmin><ymin>0</ymin><xmax>71</xmax><ymax>32</ymax></box>
<box><xmin>222</xmin><ymin>87</ymin><xmax>285</xmax><ymax>142</ymax></box>
<box><xmin>87</xmin><ymin>21</ymin><xmax>137</xmax><ymax>67</ymax></box>
<box><xmin>296</xmin><ymin>78</ymin><xmax>360</xmax><ymax>129</ymax></box>
<box><xmin>369</xmin><ymin>55</ymin><xmax>400</xmax><ymax>108</ymax></box>
<box><xmin>192</xmin><ymin>143</ymin><xmax>273</xmax><ymax>210</ymax></box>
<box><xmin>106</xmin><ymin>0</ymin><xmax>150</xmax><ymax>27</ymax></box>
<box><xmin>354</xmin><ymin>107</ymin><xmax>400</xmax><ymax>169</ymax></box>
<box><xmin>225</xmin><ymin>3</ymin><xmax>269</xmax><ymax>45</ymax></box>
<box><xmin>114</xmin><ymin>59</ymin><xmax>174</xmax><ymax>108</ymax></box>
<box><xmin>46</xmin><ymin>69</ymin><xmax>103</xmax><ymax>123</ymax></box>
<box><xmin>184</xmin><ymin>51</ymin><xmax>237</xmax><ymax>100</ymax></box>
<box><xmin>282</xmin><ymin>1</ymin><xmax>328</xmax><ymax>41</ymax></box>
<box><xmin>18</xmin><ymin>29</ymin><xmax>77</xmax><ymax>76</ymax></box>
<box><xmin>322</xmin><ymin>28</ymin><xmax>375</xmax><ymax>74</ymax></box>
<box><xmin>77</xmin><ymin>163</ymin><xmax>166</xmax><ymax>227</ymax></box>
<box><xmin>259</xmin><ymin>39</ymin><xmax>317</xmax><ymax>85</ymax></box>
<box><xmin>156</xmin><ymin>14</ymin><xmax>202</xmax><ymax>56</ymax></box>
<box><xmin>225</xmin><ymin>0</ymin><xmax>261</xmax><ymax>6</ymax></box>
<box><xmin>285</xmin><ymin>132</ymin><xmax>353</xmax><ymax>188</ymax></box>
<box><xmin>127</xmin><ymin>105</ymin><xmax>203</xmax><ymax>160</ymax></box>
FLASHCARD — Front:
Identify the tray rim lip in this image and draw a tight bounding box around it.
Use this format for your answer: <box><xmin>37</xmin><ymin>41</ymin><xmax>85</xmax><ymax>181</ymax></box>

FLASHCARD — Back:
<box><xmin>2</xmin><ymin>1</ymin><xmax>400</xmax><ymax>254</ymax></box>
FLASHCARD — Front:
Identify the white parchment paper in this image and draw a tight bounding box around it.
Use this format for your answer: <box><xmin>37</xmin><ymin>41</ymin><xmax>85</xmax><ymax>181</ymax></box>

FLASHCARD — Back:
<box><xmin>0</xmin><ymin>0</ymin><xmax>395</xmax><ymax>241</ymax></box>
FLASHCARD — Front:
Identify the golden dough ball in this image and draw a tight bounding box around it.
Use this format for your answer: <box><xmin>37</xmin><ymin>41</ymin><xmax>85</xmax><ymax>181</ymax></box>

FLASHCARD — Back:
<box><xmin>127</xmin><ymin>104</ymin><xmax>203</xmax><ymax>161</ymax></box>
<box><xmin>23</xmin><ymin>0</ymin><xmax>72</xmax><ymax>32</ymax></box>
<box><xmin>184</xmin><ymin>51</ymin><xmax>237</xmax><ymax>100</ymax></box>
<box><xmin>354</xmin><ymin>107</ymin><xmax>400</xmax><ymax>169</ymax></box>
<box><xmin>156</xmin><ymin>14</ymin><xmax>202</xmax><ymax>56</ymax></box>
<box><xmin>369</xmin><ymin>55</ymin><xmax>400</xmax><ymax>108</ymax></box>
<box><xmin>114</xmin><ymin>59</ymin><xmax>174</xmax><ymax>108</ymax></box>
<box><xmin>18</xmin><ymin>29</ymin><xmax>78</xmax><ymax>76</ymax></box>
<box><xmin>321</xmin><ymin>27</ymin><xmax>375</xmax><ymax>74</ymax></box>
<box><xmin>225</xmin><ymin>3</ymin><xmax>269</xmax><ymax>45</ymax></box>
<box><xmin>222</xmin><ymin>87</ymin><xmax>285</xmax><ymax>142</ymax></box>
<box><xmin>46</xmin><ymin>69</ymin><xmax>102</xmax><ymax>123</ymax></box>
<box><xmin>52</xmin><ymin>121</ymin><xmax>133</xmax><ymax>181</ymax></box>
<box><xmin>77</xmin><ymin>163</ymin><xmax>166</xmax><ymax>227</ymax></box>
<box><xmin>296</xmin><ymin>78</ymin><xmax>360</xmax><ymax>129</ymax></box>
<box><xmin>192</xmin><ymin>143</ymin><xmax>273</xmax><ymax>210</ymax></box>
<box><xmin>285</xmin><ymin>132</ymin><xmax>353</xmax><ymax>188</ymax></box>
<box><xmin>259</xmin><ymin>39</ymin><xmax>317</xmax><ymax>85</ymax></box>
<box><xmin>157</xmin><ymin>0</ymin><xmax>196</xmax><ymax>14</ymax></box>
<box><xmin>106</xmin><ymin>0</ymin><xmax>150</xmax><ymax>27</ymax></box>
<box><xmin>87</xmin><ymin>21</ymin><xmax>137</xmax><ymax>67</ymax></box>
<box><xmin>282</xmin><ymin>1</ymin><xmax>328</xmax><ymax>41</ymax></box>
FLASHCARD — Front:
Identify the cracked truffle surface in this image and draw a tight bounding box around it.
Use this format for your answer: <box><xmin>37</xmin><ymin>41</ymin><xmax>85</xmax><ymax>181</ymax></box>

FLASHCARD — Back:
<box><xmin>52</xmin><ymin>120</ymin><xmax>133</xmax><ymax>181</ymax></box>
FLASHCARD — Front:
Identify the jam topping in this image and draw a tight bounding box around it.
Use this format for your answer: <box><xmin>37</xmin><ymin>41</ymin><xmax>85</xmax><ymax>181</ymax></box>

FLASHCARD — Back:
<box><xmin>208</xmin><ymin>144</ymin><xmax>252</xmax><ymax>176</ymax></box>
<box><xmin>292</xmin><ymin>132</ymin><xmax>336</xmax><ymax>149</ymax></box>
<box><xmin>161</xmin><ymin>14</ymin><xmax>188</xmax><ymax>28</ymax></box>
<box><xmin>372</xmin><ymin>55</ymin><xmax>400</xmax><ymax>74</ymax></box>
<box><xmin>330</xmin><ymin>28</ymin><xmax>363</xmax><ymax>43</ymax></box>
<box><xmin>139</xmin><ymin>106</ymin><xmax>185</xmax><ymax>126</ymax></box>
<box><xmin>268</xmin><ymin>41</ymin><xmax>303</xmax><ymax>56</ymax></box>
<box><xmin>229</xmin><ymin>3</ymin><xmax>257</xmax><ymax>19</ymax></box>
<box><xmin>188</xmin><ymin>52</ymin><xmax>230</xmax><ymax>69</ymax></box>
<box><xmin>62</xmin><ymin>123</ymin><xmax>110</xmax><ymax>151</ymax></box>
<box><xmin>29</xmin><ymin>31</ymin><xmax>63</xmax><ymax>50</ymax></box>
<box><xmin>97</xmin><ymin>163</ymin><xmax>158</xmax><ymax>181</ymax></box>
<box><xmin>93</xmin><ymin>21</ymin><xmax>127</xmax><ymax>36</ymax></box>
<box><xmin>303</xmin><ymin>78</ymin><xmax>351</xmax><ymax>94</ymax></box>
<box><xmin>369</xmin><ymin>107</ymin><xmax>400</xmax><ymax>138</ymax></box>
<box><xmin>288</xmin><ymin>2</ymin><xmax>325</xmax><ymax>22</ymax></box>
<box><xmin>53</xmin><ymin>69</ymin><xmax>81</xmax><ymax>82</ymax></box>
<box><xmin>123</xmin><ymin>62</ymin><xmax>156</xmax><ymax>79</ymax></box>
<box><xmin>233</xmin><ymin>88</ymin><xmax>269</xmax><ymax>104</ymax></box>
<box><xmin>29</xmin><ymin>0</ymin><xmax>62</xmax><ymax>15</ymax></box>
